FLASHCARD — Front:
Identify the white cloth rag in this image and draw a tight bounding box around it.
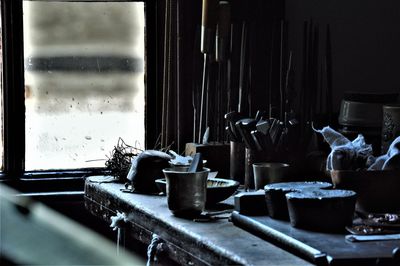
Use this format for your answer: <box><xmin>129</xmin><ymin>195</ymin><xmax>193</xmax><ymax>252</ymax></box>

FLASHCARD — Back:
<box><xmin>315</xmin><ymin>126</ymin><xmax>373</xmax><ymax>170</ymax></box>
<box><xmin>369</xmin><ymin>136</ymin><xmax>400</xmax><ymax>170</ymax></box>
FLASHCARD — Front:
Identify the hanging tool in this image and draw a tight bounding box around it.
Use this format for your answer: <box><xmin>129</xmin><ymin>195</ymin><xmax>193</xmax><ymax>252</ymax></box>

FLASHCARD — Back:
<box><xmin>346</xmin><ymin>234</ymin><xmax>400</xmax><ymax>242</ymax></box>
<box><xmin>235</xmin><ymin>118</ymin><xmax>257</xmax><ymax>150</ymax></box>
<box><xmin>279</xmin><ymin>20</ymin><xmax>285</xmax><ymax>121</ymax></box>
<box><xmin>199</xmin><ymin>0</ymin><xmax>218</xmax><ymax>144</ymax></box>
<box><xmin>284</xmin><ymin>51</ymin><xmax>293</xmax><ymax>123</ymax></box>
<box><xmin>255</xmin><ymin>110</ymin><xmax>267</xmax><ymax>122</ymax></box>
<box><xmin>238</xmin><ymin>21</ymin><xmax>249</xmax><ymax>115</ymax></box>
<box><xmin>251</xmin><ymin>130</ymin><xmax>272</xmax><ymax>152</ymax></box>
<box><xmin>188</xmin><ymin>153</ymin><xmax>204</xmax><ymax>172</ymax></box>
<box><xmin>325</xmin><ymin>24</ymin><xmax>333</xmax><ymax>123</ymax></box>
<box><xmin>224</xmin><ymin>111</ymin><xmax>244</xmax><ymax>142</ymax></box>
<box><xmin>216</xmin><ymin>1</ymin><xmax>230</xmax><ymax>63</ymax></box>
<box><xmin>216</xmin><ymin>1</ymin><xmax>231</xmax><ymax>143</ymax></box>
<box><xmin>192</xmin><ymin>26</ymin><xmax>202</xmax><ymax>143</ymax></box>
<box><xmin>256</xmin><ymin>119</ymin><xmax>271</xmax><ymax>135</ymax></box>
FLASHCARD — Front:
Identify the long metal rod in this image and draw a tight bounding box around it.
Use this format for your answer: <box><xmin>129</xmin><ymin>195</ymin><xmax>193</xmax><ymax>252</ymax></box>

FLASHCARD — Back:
<box><xmin>176</xmin><ymin>0</ymin><xmax>181</xmax><ymax>151</ymax></box>
<box><xmin>325</xmin><ymin>24</ymin><xmax>333</xmax><ymax>122</ymax></box>
<box><xmin>192</xmin><ymin>91</ymin><xmax>197</xmax><ymax>142</ymax></box>
<box><xmin>284</xmin><ymin>51</ymin><xmax>293</xmax><ymax>118</ymax></box>
<box><xmin>191</xmin><ymin>27</ymin><xmax>202</xmax><ymax>143</ymax></box>
<box><xmin>238</xmin><ymin>21</ymin><xmax>247</xmax><ymax>114</ymax></box>
<box><xmin>198</xmin><ymin>54</ymin><xmax>208</xmax><ymax>144</ymax></box>
<box><xmin>205</xmin><ymin>58</ymin><xmax>210</xmax><ymax>140</ymax></box>
<box><xmin>231</xmin><ymin>212</ymin><xmax>328</xmax><ymax>265</ymax></box>
<box><xmin>161</xmin><ymin>0</ymin><xmax>171</xmax><ymax>148</ymax></box>
<box><xmin>268</xmin><ymin>21</ymin><xmax>276</xmax><ymax>118</ymax></box>
<box><xmin>279</xmin><ymin>20</ymin><xmax>284</xmax><ymax>121</ymax></box>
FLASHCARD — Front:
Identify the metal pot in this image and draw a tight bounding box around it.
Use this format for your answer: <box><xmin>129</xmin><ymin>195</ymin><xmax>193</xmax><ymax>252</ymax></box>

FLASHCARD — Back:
<box><xmin>162</xmin><ymin>167</ymin><xmax>210</xmax><ymax>217</ymax></box>
<box><xmin>382</xmin><ymin>104</ymin><xmax>400</xmax><ymax>153</ymax></box>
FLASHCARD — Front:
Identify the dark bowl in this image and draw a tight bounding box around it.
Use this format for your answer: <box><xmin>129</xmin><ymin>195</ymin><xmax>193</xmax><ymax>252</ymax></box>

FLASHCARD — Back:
<box><xmin>264</xmin><ymin>181</ymin><xmax>332</xmax><ymax>220</ymax></box>
<box><xmin>331</xmin><ymin>170</ymin><xmax>400</xmax><ymax>213</ymax></box>
<box><xmin>155</xmin><ymin>178</ymin><xmax>239</xmax><ymax>206</ymax></box>
<box><xmin>286</xmin><ymin>189</ymin><xmax>357</xmax><ymax>232</ymax></box>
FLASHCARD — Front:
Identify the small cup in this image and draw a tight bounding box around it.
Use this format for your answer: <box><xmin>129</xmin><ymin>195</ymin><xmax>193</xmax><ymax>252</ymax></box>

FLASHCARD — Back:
<box><xmin>252</xmin><ymin>163</ymin><xmax>290</xmax><ymax>190</ymax></box>
<box><xmin>162</xmin><ymin>167</ymin><xmax>210</xmax><ymax>217</ymax></box>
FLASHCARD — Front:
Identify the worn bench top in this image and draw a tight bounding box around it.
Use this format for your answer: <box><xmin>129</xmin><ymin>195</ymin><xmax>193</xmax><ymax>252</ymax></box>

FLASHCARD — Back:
<box><xmin>85</xmin><ymin>176</ymin><xmax>312</xmax><ymax>265</ymax></box>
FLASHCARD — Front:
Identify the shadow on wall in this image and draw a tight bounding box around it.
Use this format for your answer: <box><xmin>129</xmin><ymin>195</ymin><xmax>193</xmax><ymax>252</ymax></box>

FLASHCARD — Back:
<box><xmin>286</xmin><ymin>0</ymin><xmax>400</xmax><ymax>111</ymax></box>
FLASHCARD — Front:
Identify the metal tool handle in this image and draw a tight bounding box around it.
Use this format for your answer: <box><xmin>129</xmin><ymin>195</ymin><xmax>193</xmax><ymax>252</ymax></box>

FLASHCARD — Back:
<box><xmin>346</xmin><ymin>234</ymin><xmax>400</xmax><ymax>242</ymax></box>
<box><xmin>216</xmin><ymin>1</ymin><xmax>230</xmax><ymax>62</ymax></box>
<box><xmin>201</xmin><ymin>0</ymin><xmax>218</xmax><ymax>54</ymax></box>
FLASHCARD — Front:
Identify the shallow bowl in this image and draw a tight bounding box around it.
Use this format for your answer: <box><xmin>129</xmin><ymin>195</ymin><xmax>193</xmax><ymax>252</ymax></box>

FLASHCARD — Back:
<box><xmin>155</xmin><ymin>177</ymin><xmax>239</xmax><ymax>206</ymax></box>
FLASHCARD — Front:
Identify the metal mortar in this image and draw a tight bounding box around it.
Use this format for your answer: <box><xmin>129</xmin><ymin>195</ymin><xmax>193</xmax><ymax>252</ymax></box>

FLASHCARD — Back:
<box><xmin>162</xmin><ymin>167</ymin><xmax>210</xmax><ymax>218</ymax></box>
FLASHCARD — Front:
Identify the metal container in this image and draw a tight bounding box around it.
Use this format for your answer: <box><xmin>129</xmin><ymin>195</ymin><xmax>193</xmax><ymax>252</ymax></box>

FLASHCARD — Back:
<box><xmin>382</xmin><ymin>104</ymin><xmax>400</xmax><ymax>153</ymax></box>
<box><xmin>244</xmin><ymin>148</ymin><xmax>269</xmax><ymax>190</ymax></box>
<box><xmin>230</xmin><ymin>141</ymin><xmax>245</xmax><ymax>184</ymax></box>
<box><xmin>162</xmin><ymin>167</ymin><xmax>210</xmax><ymax>217</ymax></box>
<box><xmin>252</xmin><ymin>162</ymin><xmax>290</xmax><ymax>190</ymax></box>
<box><xmin>338</xmin><ymin>100</ymin><xmax>384</xmax><ymax>128</ymax></box>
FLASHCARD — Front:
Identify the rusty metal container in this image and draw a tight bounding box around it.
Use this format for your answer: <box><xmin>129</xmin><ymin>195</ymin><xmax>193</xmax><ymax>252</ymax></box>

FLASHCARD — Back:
<box><xmin>162</xmin><ymin>167</ymin><xmax>210</xmax><ymax>217</ymax></box>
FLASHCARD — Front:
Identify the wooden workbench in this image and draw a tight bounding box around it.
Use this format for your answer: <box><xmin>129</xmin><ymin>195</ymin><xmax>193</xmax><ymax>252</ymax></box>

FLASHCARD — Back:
<box><xmin>84</xmin><ymin>176</ymin><xmax>311</xmax><ymax>265</ymax></box>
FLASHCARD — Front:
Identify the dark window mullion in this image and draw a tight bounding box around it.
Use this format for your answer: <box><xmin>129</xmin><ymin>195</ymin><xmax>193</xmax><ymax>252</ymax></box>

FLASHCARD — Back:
<box><xmin>144</xmin><ymin>0</ymin><xmax>163</xmax><ymax>149</ymax></box>
<box><xmin>2</xmin><ymin>0</ymin><xmax>25</xmax><ymax>177</ymax></box>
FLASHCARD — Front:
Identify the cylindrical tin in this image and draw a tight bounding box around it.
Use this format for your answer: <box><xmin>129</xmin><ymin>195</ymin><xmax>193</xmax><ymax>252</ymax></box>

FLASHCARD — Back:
<box><xmin>252</xmin><ymin>162</ymin><xmax>290</xmax><ymax>190</ymax></box>
<box><xmin>162</xmin><ymin>168</ymin><xmax>210</xmax><ymax>218</ymax></box>
<box><xmin>230</xmin><ymin>141</ymin><xmax>245</xmax><ymax>184</ymax></box>
<box><xmin>244</xmin><ymin>148</ymin><xmax>269</xmax><ymax>190</ymax></box>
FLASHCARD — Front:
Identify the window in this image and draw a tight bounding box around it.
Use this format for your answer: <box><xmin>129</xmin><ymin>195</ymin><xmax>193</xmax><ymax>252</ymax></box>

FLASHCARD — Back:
<box><xmin>24</xmin><ymin>1</ymin><xmax>145</xmax><ymax>170</ymax></box>
<box><xmin>1</xmin><ymin>0</ymin><xmax>160</xmax><ymax>177</ymax></box>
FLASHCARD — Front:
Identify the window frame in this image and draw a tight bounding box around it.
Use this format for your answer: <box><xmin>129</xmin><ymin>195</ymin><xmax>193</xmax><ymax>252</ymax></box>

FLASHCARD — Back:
<box><xmin>0</xmin><ymin>0</ymin><xmax>161</xmax><ymax>183</ymax></box>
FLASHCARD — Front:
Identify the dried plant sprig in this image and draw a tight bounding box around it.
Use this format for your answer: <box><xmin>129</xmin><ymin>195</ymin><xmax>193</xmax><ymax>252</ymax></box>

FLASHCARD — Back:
<box><xmin>105</xmin><ymin>138</ymin><xmax>143</xmax><ymax>181</ymax></box>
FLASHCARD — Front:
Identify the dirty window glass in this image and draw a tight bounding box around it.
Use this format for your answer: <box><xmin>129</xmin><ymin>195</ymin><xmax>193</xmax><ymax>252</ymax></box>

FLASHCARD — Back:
<box><xmin>23</xmin><ymin>1</ymin><xmax>145</xmax><ymax>170</ymax></box>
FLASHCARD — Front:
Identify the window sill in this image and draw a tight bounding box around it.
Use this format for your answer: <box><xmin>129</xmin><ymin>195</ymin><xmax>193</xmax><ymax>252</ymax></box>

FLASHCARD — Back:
<box><xmin>0</xmin><ymin>168</ymin><xmax>108</xmax><ymax>193</ymax></box>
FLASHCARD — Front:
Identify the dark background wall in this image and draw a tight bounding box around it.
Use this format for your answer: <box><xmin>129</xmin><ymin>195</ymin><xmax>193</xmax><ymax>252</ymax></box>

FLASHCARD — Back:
<box><xmin>286</xmin><ymin>0</ymin><xmax>400</xmax><ymax>111</ymax></box>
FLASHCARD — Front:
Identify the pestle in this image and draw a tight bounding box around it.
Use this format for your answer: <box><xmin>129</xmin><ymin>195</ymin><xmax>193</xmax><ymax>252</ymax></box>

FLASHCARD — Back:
<box><xmin>188</xmin><ymin>153</ymin><xmax>203</xmax><ymax>172</ymax></box>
